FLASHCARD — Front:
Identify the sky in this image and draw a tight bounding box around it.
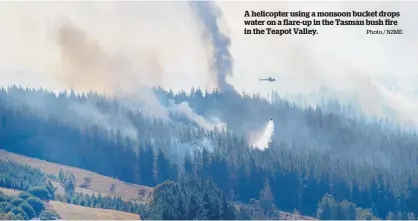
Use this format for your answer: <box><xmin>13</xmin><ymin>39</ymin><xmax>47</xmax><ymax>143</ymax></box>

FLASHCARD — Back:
<box><xmin>0</xmin><ymin>1</ymin><xmax>417</xmax><ymax>125</ymax></box>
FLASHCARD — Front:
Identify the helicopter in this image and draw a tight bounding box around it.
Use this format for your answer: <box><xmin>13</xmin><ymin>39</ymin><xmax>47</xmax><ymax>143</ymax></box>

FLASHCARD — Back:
<box><xmin>259</xmin><ymin>77</ymin><xmax>276</xmax><ymax>82</ymax></box>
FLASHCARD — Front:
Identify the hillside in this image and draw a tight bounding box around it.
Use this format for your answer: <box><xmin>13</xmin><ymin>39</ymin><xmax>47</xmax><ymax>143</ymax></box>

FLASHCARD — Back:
<box><xmin>0</xmin><ymin>187</ymin><xmax>140</xmax><ymax>220</ymax></box>
<box><xmin>3</xmin><ymin>86</ymin><xmax>418</xmax><ymax>219</ymax></box>
<box><xmin>1</xmin><ymin>149</ymin><xmax>315</xmax><ymax>220</ymax></box>
<box><xmin>0</xmin><ymin>149</ymin><xmax>152</xmax><ymax>202</ymax></box>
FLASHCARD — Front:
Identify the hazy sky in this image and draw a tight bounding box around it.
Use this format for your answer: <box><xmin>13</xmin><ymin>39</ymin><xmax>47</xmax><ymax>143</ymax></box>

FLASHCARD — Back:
<box><xmin>1</xmin><ymin>1</ymin><xmax>417</xmax><ymax>124</ymax></box>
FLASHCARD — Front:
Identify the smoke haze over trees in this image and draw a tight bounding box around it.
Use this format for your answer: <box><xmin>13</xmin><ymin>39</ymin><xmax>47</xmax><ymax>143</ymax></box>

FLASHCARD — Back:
<box><xmin>1</xmin><ymin>86</ymin><xmax>418</xmax><ymax>219</ymax></box>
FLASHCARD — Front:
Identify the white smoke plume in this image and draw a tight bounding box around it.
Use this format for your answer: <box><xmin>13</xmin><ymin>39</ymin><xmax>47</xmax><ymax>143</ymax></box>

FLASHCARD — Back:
<box><xmin>169</xmin><ymin>100</ymin><xmax>224</xmax><ymax>131</ymax></box>
<box><xmin>249</xmin><ymin>119</ymin><xmax>275</xmax><ymax>150</ymax></box>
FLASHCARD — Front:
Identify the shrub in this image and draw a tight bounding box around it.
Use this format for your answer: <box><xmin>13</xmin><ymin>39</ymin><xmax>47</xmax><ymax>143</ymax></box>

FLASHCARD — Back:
<box><xmin>0</xmin><ymin>202</ymin><xmax>12</xmax><ymax>213</ymax></box>
<box><xmin>5</xmin><ymin>195</ymin><xmax>14</xmax><ymax>202</ymax></box>
<box><xmin>80</xmin><ymin>176</ymin><xmax>91</xmax><ymax>188</ymax></box>
<box><xmin>5</xmin><ymin>212</ymin><xmax>17</xmax><ymax>220</ymax></box>
<box><xmin>28</xmin><ymin>186</ymin><xmax>51</xmax><ymax>201</ymax></box>
<box><xmin>5</xmin><ymin>203</ymin><xmax>15</xmax><ymax>213</ymax></box>
<box><xmin>19</xmin><ymin>202</ymin><xmax>36</xmax><ymax>219</ymax></box>
<box><xmin>10</xmin><ymin>206</ymin><xmax>28</xmax><ymax>220</ymax></box>
<box><xmin>18</xmin><ymin>192</ymin><xmax>32</xmax><ymax>200</ymax></box>
<box><xmin>14</xmin><ymin>213</ymin><xmax>25</xmax><ymax>220</ymax></box>
<box><xmin>25</xmin><ymin>197</ymin><xmax>44</xmax><ymax>216</ymax></box>
<box><xmin>0</xmin><ymin>191</ymin><xmax>6</xmax><ymax>202</ymax></box>
<box><xmin>9</xmin><ymin>197</ymin><xmax>24</xmax><ymax>207</ymax></box>
<box><xmin>39</xmin><ymin>209</ymin><xmax>61</xmax><ymax>220</ymax></box>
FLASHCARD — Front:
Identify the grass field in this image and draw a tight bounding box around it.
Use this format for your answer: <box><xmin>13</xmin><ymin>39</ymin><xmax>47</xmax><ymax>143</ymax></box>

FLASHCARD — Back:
<box><xmin>0</xmin><ymin>149</ymin><xmax>152</xmax><ymax>202</ymax></box>
<box><xmin>48</xmin><ymin>201</ymin><xmax>140</xmax><ymax>220</ymax></box>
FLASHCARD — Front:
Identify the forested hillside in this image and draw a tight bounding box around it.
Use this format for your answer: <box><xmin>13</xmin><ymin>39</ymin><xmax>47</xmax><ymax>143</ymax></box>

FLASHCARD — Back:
<box><xmin>0</xmin><ymin>149</ymin><xmax>152</xmax><ymax>202</ymax></box>
<box><xmin>0</xmin><ymin>159</ymin><xmax>237</xmax><ymax>220</ymax></box>
<box><xmin>0</xmin><ymin>158</ymin><xmax>144</xmax><ymax>219</ymax></box>
<box><xmin>2</xmin><ymin>86</ymin><xmax>418</xmax><ymax>219</ymax></box>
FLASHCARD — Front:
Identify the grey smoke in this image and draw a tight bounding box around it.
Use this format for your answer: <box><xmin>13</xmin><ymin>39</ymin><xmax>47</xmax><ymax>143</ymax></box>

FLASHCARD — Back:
<box><xmin>189</xmin><ymin>1</ymin><xmax>236</xmax><ymax>93</ymax></box>
<box><xmin>51</xmin><ymin>19</ymin><xmax>225</xmax><ymax>132</ymax></box>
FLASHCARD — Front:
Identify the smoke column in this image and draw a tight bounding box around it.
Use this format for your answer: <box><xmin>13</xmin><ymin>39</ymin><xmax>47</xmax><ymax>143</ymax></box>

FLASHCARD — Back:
<box><xmin>53</xmin><ymin>19</ymin><xmax>225</xmax><ymax>131</ymax></box>
<box><xmin>189</xmin><ymin>1</ymin><xmax>236</xmax><ymax>93</ymax></box>
<box><xmin>251</xmin><ymin>119</ymin><xmax>275</xmax><ymax>150</ymax></box>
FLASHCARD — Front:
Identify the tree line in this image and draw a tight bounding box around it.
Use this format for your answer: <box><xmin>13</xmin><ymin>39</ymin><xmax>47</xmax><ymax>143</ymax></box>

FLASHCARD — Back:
<box><xmin>2</xmin><ymin>86</ymin><xmax>418</xmax><ymax>219</ymax></box>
